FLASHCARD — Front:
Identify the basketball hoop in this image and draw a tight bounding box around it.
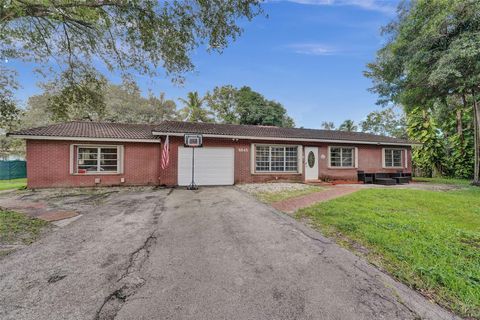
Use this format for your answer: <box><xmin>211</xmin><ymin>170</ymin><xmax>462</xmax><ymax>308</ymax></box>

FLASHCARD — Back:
<box><xmin>184</xmin><ymin>134</ymin><xmax>203</xmax><ymax>148</ymax></box>
<box><xmin>184</xmin><ymin>134</ymin><xmax>203</xmax><ymax>190</ymax></box>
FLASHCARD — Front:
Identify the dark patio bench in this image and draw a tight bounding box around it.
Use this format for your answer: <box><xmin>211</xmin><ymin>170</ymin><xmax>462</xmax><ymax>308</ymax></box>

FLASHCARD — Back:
<box><xmin>393</xmin><ymin>176</ymin><xmax>410</xmax><ymax>184</ymax></box>
<box><xmin>357</xmin><ymin>171</ymin><xmax>374</xmax><ymax>184</ymax></box>
<box><xmin>393</xmin><ymin>171</ymin><xmax>411</xmax><ymax>184</ymax></box>
<box><xmin>374</xmin><ymin>173</ymin><xmax>397</xmax><ymax>185</ymax></box>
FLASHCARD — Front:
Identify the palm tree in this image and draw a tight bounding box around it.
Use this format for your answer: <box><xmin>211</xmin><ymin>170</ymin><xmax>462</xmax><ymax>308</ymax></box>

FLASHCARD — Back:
<box><xmin>338</xmin><ymin>119</ymin><xmax>358</xmax><ymax>132</ymax></box>
<box><xmin>321</xmin><ymin>121</ymin><xmax>335</xmax><ymax>130</ymax></box>
<box><xmin>178</xmin><ymin>91</ymin><xmax>212</xmax><ymax>123</ymax></box>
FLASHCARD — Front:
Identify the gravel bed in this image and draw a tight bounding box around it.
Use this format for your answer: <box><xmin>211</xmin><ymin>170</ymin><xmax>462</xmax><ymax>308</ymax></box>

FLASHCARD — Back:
<box><xmin>237</xmin><ymin>183</ymin><xmax>311</xmax><ymax>194</ymax></box>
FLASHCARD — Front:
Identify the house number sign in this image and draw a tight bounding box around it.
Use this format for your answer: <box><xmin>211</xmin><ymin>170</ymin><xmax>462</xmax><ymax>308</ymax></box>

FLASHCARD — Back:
<box><xmin>238</xmin><ymin>148</ymin><xmax>249</xmax><ymax>152</ymax></box>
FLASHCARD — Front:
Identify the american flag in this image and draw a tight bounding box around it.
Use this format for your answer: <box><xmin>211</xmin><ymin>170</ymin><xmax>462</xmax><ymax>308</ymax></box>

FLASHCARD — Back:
<box><xmin>161</xmin><ymin>135</ymin><xmax>170</xmax><ymax>169</ymax></box>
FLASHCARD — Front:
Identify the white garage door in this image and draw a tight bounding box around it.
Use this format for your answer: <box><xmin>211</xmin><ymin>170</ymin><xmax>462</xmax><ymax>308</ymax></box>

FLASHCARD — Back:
<box><xmin>178</xmin><ymin>147</ymin><xmax>234</xmax><ymax>186</ymax></box>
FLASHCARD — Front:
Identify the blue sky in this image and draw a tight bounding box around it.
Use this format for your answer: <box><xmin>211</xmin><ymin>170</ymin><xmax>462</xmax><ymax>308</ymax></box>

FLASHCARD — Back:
<box><xmin>9</xmin><ymin>0</ymin><xmax>399</xmax><ymax>129</ymax></box>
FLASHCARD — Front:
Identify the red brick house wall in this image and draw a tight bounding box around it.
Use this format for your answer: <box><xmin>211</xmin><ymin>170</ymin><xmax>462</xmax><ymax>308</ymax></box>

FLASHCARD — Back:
<box><xmin>26</xmin><ymin>140</ymin><xmax>162</xmax><ymax>188</ymax></box>
<box><xmin>316</xmin><ymin>144</ymin><xmax>411</xmax><ymax>181</ymax></box>
<box><xmin>26</xmin><ymin>138</ymin><xmax>411</xmax><ymax>188</ymax></box>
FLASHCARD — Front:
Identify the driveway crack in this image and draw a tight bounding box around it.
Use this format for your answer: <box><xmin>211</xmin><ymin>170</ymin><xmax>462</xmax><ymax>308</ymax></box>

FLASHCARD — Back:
<box><xmin>94</xmin><ymin>190</ymin><xmax>171</xmax><ymax>320</ymax></box>
<box><xmin>95</xmin><ymin>232</ymin><xmax>157</xmax><ymax>320</ymax></box>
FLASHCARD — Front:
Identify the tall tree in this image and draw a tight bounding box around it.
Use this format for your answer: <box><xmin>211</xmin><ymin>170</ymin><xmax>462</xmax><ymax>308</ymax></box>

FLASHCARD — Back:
<box><xmin>103</xmin><ymin>82</ymin><xmax>177</xmax><ymax>123</ymax></box>
<box><xmin>1</xmin><ymin>1</ymin><xmax>262</xmax><ymax>82</ymax></box>
<box><xmin>365</xmin><ymin>0</ymin><xmax>480</xmax><ymax>184</ymax></box>
<box><xmin>338</xmin><ymin>120</ymin><xmax>357</xmax><ymax>132</ymax></box>
<box><xmin>205</xmin><ymin>85</ymin><xmax>295</xmax><ymax>127</ymax></box>
<box><xmin>235</xmin><ymin>86</ymin><xmax>294</xmax><ymax>127</ymax></box>
<box><xmin>46</xmin><ymin>69</ymin><xmax>108</xmax><ymax>121</ymax></box>
<box><xmin>407</xmin><ymin>107</ymin><xmax>445</xmax><ymax>177</ymax></box>
<box><xmin>321</xmin><ymin>121</ymin><xmax>335</xmax><ymax>130</ymax></box>
<box><xmin>22</xmin><ymin>79</ymin><xmax>178</xmax><ymax>125</ymax></box>
<box><xmin>1</xmin><ymin>0</ymin><xmax>263</xmax><ymax>117</ymax></box>
<box><xmin>360</xmin><ymin>107</ymin><xmax>407</xmax><ymax>138</ymax></box>
<box><xmin>0</xmin><ymin>66</ymin><xmax>23</xmax><ymax>159</ymax></box>
<box><xmin>205</xmin><ymin>85</ymin><xmax>240</xmax><ymax>124</ymax></box>
<box><xmin>179</xmin><ymin>92</ymin><xmax>212</xmax><ymax>123</ymax></box>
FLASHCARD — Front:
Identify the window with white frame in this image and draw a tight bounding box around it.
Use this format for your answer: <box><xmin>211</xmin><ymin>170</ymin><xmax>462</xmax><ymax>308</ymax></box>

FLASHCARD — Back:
<box><xmin>384</xmin><ymin>149</ymin><xmax>402</xmax><ymax>167</ymax></box>
<box><xmin>75</xmin><ymin>146</ymin><xmax>121</xmax><ymax>174</ymax></box>
<box><xmin>255</xmin><ymin>145</ymin><xmax>298</xmax><ymax>172</ymax></box>
<box><xmin>329</xmin><ymin>147</ymin><xmax>355</xmax><ymax>167</ymax></box>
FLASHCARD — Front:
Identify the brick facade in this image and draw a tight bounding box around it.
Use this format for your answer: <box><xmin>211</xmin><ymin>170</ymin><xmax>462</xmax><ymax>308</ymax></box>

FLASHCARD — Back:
<box><xmin>26</xmin><ymin>140</ymin><xmax>162</xmax><ymax>188</ymax></box>
<box><xmin>26</xmin><ymin>138</ymin><xmax>411</xmax><ymax>188</ymax></box>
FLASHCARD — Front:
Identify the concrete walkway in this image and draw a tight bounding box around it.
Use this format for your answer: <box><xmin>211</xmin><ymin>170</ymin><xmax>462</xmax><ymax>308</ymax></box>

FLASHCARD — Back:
<box><xmin>271</xmin><ymin>186</ymin><xmax>360</xmax><ymax>214</ymax></box>
<box><xmin>0</xmin><ymin>193</ymin><xmax>79</xmax><ymax>222</ymax></box>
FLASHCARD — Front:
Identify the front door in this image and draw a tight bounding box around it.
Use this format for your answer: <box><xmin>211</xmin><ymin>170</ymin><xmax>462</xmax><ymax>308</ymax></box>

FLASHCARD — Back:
<box><xmin>304</xmin><ymin>147</ymin><xmax>319</xmax><ymax>180</ymax></box>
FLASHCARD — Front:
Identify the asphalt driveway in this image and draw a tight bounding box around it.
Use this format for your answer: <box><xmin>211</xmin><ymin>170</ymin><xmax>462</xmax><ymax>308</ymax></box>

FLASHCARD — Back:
<box><xmin>0</xmin><ymin>187</ymin><xmax>457</xmax><ymax>320</ymax></box>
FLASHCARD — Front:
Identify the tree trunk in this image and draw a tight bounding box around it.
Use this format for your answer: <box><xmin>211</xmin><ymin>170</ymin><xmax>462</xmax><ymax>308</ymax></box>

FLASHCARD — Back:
<box><xmin>458</xmin><ymin>95</ymin><xmax>466</xmax><ymax>138</ymax></box>
<box><xmin>472</xmin><ymin>89</ymin><xmax>480</xmax><ymax>185</ymax></box>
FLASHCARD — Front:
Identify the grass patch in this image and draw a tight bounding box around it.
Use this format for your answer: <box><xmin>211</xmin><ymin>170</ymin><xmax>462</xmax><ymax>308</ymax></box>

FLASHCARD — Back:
<box><xmin>413</xmin><ymin>177</ymin><xmax>471</xmax><ymax>186</ymax></box>
<box><xmin>0</xmin><ymin>209</ymin><xmax>49</xmax><ymax>245</ymax></box>
<box><xmin>257</xmin><ymin>186</ymin><xmax>324</xmax><ymax>203</ymax></box>
<box><xmin>0</xmin><ymin>178</ymin><xmax>27</xmax><ymax>191</ymax></box>
<box><xmin>297</xmin><ymin>188</ymin><xmax>480</xmax><ymax>318</ymax></box>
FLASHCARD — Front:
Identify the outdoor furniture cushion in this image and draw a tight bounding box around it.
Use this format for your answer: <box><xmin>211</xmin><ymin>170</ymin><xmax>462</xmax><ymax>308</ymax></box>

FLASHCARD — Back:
<box><xmin>394</xmin><ymin>177</ymin><xmax>410</xmax><ymax>184</ymax></box>
<box><xmin>374</xmin><ymin>178</ymin><xmax>397</xmax><ymax>185</ymax></box>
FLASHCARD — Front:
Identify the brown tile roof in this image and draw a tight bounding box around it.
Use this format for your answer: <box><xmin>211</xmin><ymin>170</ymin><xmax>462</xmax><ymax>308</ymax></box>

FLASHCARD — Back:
<box><xmin>9</xmin><ymin>121</ymin><xmax>158</xmax><ymax>140</ymax></box>
<box><xmin>9</xmin><ymin>120</ymin><xmax>414</xmax><ymax>145</ymax></box>
<box><xmin>154</xmin><ymin>121</ymin><xmax>414</xmax><ymax>145</ymax></box>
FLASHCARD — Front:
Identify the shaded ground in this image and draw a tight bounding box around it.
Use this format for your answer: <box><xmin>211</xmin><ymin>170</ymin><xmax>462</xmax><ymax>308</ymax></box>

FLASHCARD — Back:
<box><xmin>0</xmin><ymin>187</ymin><xmax>458</xmax><ymax>320</ymax></box>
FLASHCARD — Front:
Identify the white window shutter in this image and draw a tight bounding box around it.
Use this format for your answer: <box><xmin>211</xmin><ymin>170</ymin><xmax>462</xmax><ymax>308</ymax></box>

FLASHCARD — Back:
<box><xmin>297</xmin><ymin>145</ymin><xmax>303</xmax><ymax>174</ymax></box>
<box><xmin>382</xmin><ymin>148</ymin><xmax>386</xmax><ymax>168</ymax></box>
<box><xmin>250</xmin><ymin>144</ymin><xmax>255</xmax><ymax>174</ymax></box>
<box><xmin>69</xmin><ymin>144</ymin><xmax>75</xmax><ymax>174</ymax></box>
<box><xmin>355</xmin><ymin>147</ymin><xmax>359</xmax><ymax>168</ymax></box>
<box><xmin>119</xmin><ymin>145</ymin><xmax>125</xmax><ymax>174</ymax></box>
<box><xmin>404</xmin><ymin>149</ymin><xmax>408</xmax><ymax>169</ymax></box>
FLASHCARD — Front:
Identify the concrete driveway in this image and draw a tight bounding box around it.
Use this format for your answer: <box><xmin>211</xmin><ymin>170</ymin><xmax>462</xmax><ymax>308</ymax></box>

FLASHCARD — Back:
<box><xmin>0</xmin><ymin>187</ymin><xmax>457</xmax><ymax>320</ymax></box>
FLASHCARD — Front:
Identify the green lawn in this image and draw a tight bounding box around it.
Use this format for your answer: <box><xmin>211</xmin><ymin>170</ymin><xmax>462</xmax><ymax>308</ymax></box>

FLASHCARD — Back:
<box><xmin>413</xmin><ymin>177</ymin><xmax>471</xmax><ymax>186</ymax></box>
<box><xmin>257</xmin><ymin>186</ymin><xmax>324</xmax><ymax>203</ymax></box>
<box><xmin>0</xmin><ymin>210</ymin><xmax>49</xmax><ymax>245</ymax></box>
<box><xmin>297</xmin><ymin>188</ymin><xmax>480</xmax><ymax>318</ymax></box>
<box><xmin>0</xmin><ymin>178</ymin><xmax>27</xmax><ymax>191</ymax></box>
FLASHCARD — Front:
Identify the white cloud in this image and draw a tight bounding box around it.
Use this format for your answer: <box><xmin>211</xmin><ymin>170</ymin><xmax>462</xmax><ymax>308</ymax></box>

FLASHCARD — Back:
<box><xmin>276</xmin><ymin>0</ymin><xmax>396</xmax><ymax>14</ymax></box>
<box><xmin>288</xmin><ymin>43</ymin><xmax>337</xmax><ymax>56</ymax></box>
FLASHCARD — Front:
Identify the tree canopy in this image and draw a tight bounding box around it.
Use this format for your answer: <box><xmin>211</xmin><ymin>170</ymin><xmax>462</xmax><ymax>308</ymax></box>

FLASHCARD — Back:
<box><xmin>205</xmin><ymin>85</ymin><xmax>295</xmax><ymax>127</ymax></box>
<box><xmin>365</xmin><ymin>0</ymin><xmax>480</xmax><ymax>183</ymax></box>
<box><xmin>360</xmin><ymin>107</ymin><xmax>406</xmax><ymax>138</ymax></box>
<box><xmin>1</xmin><ymin>0</ymin><xmax>262</xmax><ymax>82</ymax></box>
<box><xmin>0</xmin><ymin>0</ymin><xmax>263</xmax><ymax>132</ymax></box>
<box><xmin>338</xmin><ymin>120</ymin><xmax>357</xmax><ymax>132</ymax></box>
<box><xmin>22</xmin><ymin>80</ymin><xmax>178</xmax><ymax>125</ymax></box>
<box><xmin>179</xmin><ymin>91</ymin><xmax>212</xmax><ymax>123</ymax></box>
<box><xmin>321</xmin><ymin>121</ymin><xmax>335</xmax><ymax>130</ymax></box>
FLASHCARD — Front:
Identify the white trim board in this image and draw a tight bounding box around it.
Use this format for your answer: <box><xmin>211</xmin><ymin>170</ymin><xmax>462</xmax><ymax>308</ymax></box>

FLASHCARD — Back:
<box><xmin>327</xmin><ymin>146</ymin><xmax>358</xmax><ymax>169</ymax></box>
<box><xmin>70</xmin><ymin>144</ymin><xmax>125</xmax><ymax>175</ymax></box>
<box><xmin>151</xmin><ymin>131</ymin><xmax>418</xmax><ymax>146</ymax></box>
<box><xmin>382</xmin><ymin>147</ymin><xmax>405</xmax><ymax>169</ymax></box>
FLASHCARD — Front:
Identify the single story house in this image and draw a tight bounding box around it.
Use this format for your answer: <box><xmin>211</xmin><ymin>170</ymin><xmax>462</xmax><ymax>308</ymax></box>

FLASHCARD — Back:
<box><xmin>9</xmin><ymin>121</ymin><xmax>415</xmax><ymax>188</ymax></box>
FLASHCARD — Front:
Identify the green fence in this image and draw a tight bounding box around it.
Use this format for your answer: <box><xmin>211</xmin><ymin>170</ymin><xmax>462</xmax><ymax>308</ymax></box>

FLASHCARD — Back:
<box><xmin>0</xmin><ymin>161</ymin><xmax>27</xmax><ymax>180</ymax></box>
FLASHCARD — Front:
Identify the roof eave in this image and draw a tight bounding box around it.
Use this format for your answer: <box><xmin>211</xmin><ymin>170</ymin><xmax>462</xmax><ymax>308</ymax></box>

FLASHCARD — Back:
<box><xmin>8</xmin><ymin>134</ymin><xmax>161</xmax><ymax>143</ymax></box>
<box><xmin>151</xmin><ymin>131</ymin><xmax>419</xmax><ymax>146</ymax></box>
